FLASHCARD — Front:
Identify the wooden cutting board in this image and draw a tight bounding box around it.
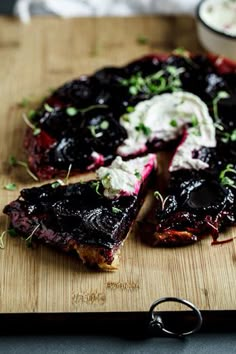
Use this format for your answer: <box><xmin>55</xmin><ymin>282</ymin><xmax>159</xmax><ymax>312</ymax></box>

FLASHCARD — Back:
<box><xmin>0</xmin><ymin>15</ymin><xmax>235</xmax><ymax>316</ymax></box>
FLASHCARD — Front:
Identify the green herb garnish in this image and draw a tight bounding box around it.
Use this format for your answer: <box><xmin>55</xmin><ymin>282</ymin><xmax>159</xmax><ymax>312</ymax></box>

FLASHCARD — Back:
<box><xmin>190</xmin><ymin>115</ymin><xmax>200</xmax><ymax>136</ymax></box>
<box><xmin>154</xmin><ymin>191</ymin><xmax>169</xmax><ymax>210</ymax></box>
<box><xmin>219</xmin><ymin>129</ymin><xmax>236</xmax><ymax>143</ymax></box>
<box><xmin>191</xmin><ymin>115</ymin><xmax>198</xmax><ymax>127</ymax></box>
<box><xmin>126</xmin><ymin>106</ymin><xmax>135</xmax><ymax>113</ymax></box>
<box><xmin>44</xmin><ymin>103</ymin><xmax>54</xmax><ymax>113</ymax></box>
<box><xmin>79</xmin><ymin>104</ymin><xmax>108</xmax><ymax>114</ymax></box>
<box><xmin>0</xmin><ymin>227</ymin><xmax>19</xmax><ymax>249</ymax></box>
<box><xmin>170</xmin><ymin>119</ymin><xmax>177</xmax><ymax>127</ymax></box>
<box><xmin>88</xmin><ymin>125</ymin><xmax>98</xmax><ymax>138</ymax></box>
<box><xmin>66</xmin><ymin>107</ymin><xmax>78</xmax><ymax>116</ymax></box>
<box><xmin>0</xmin><ymin>231</ymin><xmax>6</xmax><ymax>249</ymax></box>
<box><xmin>120</xmin><ymin>66</ymin><xmax>184</xmax><ymax>96</ymax></box>
<box><xmin>28</xmin><ymin>110</ymin><xmax>36</xmax><ymax>120</ymax></box>
<box><xmin>25</xmin><ymin>224</ymin><xmax>40</xmax><ymax>248</ymax></box>
<box><xmin>8</xmin><ymin>228</ymin><xmax>17</xmax><ymax>237</ymax></box>
<box><xmin>8</xmin><ymin>156</ymin><xmax>39</xmax><ymax>181</ymax></box>
<box><xmin>134</xmin><ymin>170</ymin><xmax>141</xmax><ymax>180</ymax></box>
<box><xmin>9</xmin><ymin>155</ymin><xmax>17</xmax><ymax>166</ymax></box>
<box><xmin>112</xmin><ymin>207</ymin><xmax>122</xmax><ymax>214</ymax></box>
<box><xmin>135</xmin><ymin>123</ymin><xmax>151</xmax><ymax>136</ymax></box>
<box><xmin>51</xmin><ymin>164</ymin><xmax>71</xmax><ymax>189</ymax></box>
<box><xmin>4</xmin><ymin>183</ymin><xmax>17</xmax><ymax>191</ymax></box>
<box><xmin>64</xmin><ymin>164</ymin><xmax>72</xmax><ymax>185</ymax></box>
<box><xmin>121</xmin><ymin>114</ymin><xmax>130</xmax><ymax>122</ymax></box>
<box><xmin>212</xmin><ymin>91</ymin><xmax>230</xmax><ymax>122</ymax></box>
<box><xmin>91</xmin><ymin>181</ymin><xmax>102</xmax><ymax>195</ymax></box>
<box><xmin>219</xmin><ymin>164</ymin><xmax>236</xmax><ymax>189</ymax></box>
<box><xmin>51</xmin><ymin>182</ymin><xmax>60</xmax><ymax>189</ymax></box>
<box><xmin>0</xmin><ymin>228</ymin><xmax>18</xmax><ymax>249</ymax></box>
<box><xmin>22</xmin><ymin>113</ymin><xmax>41</xmax><ymax>136</ymax></box>
<box><xmin>172</xmin><ymin>47</ymin><xmax>198</xmax><ymax>68</ymax></box>
<box><xmin>231</xmin><ymin>129</ymin><xmax>236</xmax><ymax>141</ymax></box>
<box><xmin>173</xmin><ymin>47</ymin><xmax>189</xmax><ymax>56</ymax></box>
<box><xmin>101</xmin><ymin>173</ymin><xmax>111</xmax><ymax>188</ymax></box>
<box><xmin>100</xmin><ymin>120</ymin><xmax>109</xmax><ymax>130</ymax></box>
<box><xmin>33</xmin><ymin>128</ymin><xmax>41</xmax><ymax>136</ymax></box>
<box><xmin>136</xmin><ymin>35</ymin><xmax>149</xmax><ymax>45</ymax></box>
<box><xmin>51</xmin><ymin>180</ymin><xmax>64</xmax><ymax>189</ymax></box>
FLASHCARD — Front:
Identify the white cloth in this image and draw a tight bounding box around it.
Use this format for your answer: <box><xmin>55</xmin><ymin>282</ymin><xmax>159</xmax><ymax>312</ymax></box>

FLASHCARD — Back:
<box><xmin>14</xmin><ymin>0</ymin><xmax>200</xmax><ymax>23</ymax></box>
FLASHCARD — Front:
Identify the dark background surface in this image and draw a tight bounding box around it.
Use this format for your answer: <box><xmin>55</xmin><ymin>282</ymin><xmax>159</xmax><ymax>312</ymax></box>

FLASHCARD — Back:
<box><xmin>0</xmin><ymin>333</ymin><xmax>236</xmax><ymax>354</ymax></box>
<box><xmin>0</xmin><ymin>1</ymin><xmax>235</xmax><ymax>352</ymax></box>
<box><xmin>0</xmin><ymin>1</ymin><xmax>16</xmax><ymax>14</ymax></box>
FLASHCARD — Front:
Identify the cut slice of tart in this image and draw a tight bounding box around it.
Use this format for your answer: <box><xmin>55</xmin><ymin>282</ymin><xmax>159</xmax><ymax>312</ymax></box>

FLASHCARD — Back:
<box><xmin>151</xmin><ymin>143</ymin><xmax>236</xmax><ymax>247</ymax></box>
<box><xmin>3</xmin><ymin>154</ymin><xmax>156</xmax><ymax>271</ymax></box>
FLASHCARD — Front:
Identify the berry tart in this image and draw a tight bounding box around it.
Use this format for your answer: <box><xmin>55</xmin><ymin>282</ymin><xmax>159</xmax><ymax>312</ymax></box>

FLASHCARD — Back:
<box><xmin>4</xmin><ymin>50</ymin><xmax>236</xmax><ymax>262</ymax></box>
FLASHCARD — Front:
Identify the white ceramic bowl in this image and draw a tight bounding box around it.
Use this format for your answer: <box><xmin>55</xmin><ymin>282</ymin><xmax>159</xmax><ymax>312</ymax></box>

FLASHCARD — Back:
<box><xmin>196</xmin><ymin>0</ymin><xmax>236</xmax><ymax>60</ymax></box>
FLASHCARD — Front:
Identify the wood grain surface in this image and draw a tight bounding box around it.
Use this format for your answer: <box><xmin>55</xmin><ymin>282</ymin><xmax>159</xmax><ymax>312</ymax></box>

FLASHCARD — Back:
<box><xmin>0</xmin><ymin>15</ymin><xmax>235</xmax><ymax>314</ymax></box>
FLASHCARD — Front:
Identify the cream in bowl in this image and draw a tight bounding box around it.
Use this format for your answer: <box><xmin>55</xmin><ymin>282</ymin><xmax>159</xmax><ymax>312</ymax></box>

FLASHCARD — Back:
<box><xmin>197</xmin><ymin>0</ymin><xmax>236</xmax><ymax>59</ymax></box>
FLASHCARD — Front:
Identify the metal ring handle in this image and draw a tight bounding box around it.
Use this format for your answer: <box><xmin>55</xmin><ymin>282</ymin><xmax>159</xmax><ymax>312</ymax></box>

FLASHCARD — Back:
<box><xmin>149</xmin><ymin>297</ymin><xmax>203</xmax><ymax>337</ymax></box>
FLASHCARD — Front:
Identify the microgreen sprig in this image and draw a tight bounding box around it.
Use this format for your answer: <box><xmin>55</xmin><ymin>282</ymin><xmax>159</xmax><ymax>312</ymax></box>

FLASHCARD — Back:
<box><xmin>9</xmin><ymin>155</ymin><xmax>39</xmax><ymax>181</ymax></box>
<box><xmin>134</xmin><ymin>170</ymin><xmax>141</xmax><ymax>180</ymax></box>
<box><xmin>22</xmin><ymin>113</ymin><xmax>41</xmax><ymax>136</ymax></box>
<box><xmin>51</xmin><ymin>164</ymin><xmax>72</xmax><ymax>189</ymax></box>
<box><xmin>8</xmin><ymin>228</ymin><xmax>17</xmax><ymax>237</ymax></box>
<box><xmin>91</xmin><ymin>180</ymin><xmax>102</xmax><ymax>195</ymax></box>
<box><xmin>126</xmin><ymin>106</ymin><xmax>135</xmax><ymax>113</ymax></box>
<box><xmin>154</xmin><ymin>191</ymin><xmax>169</xmax><ymax>210</ymax></box>
<box><xmin>66</xmin><ymin>107</ymin><xmax>78</xmax><ymax>116</ymax></box>
<box><xmin>172</xmin><ymin>47</ymin><xmax>199</xmax><ymax>68</ymax></box>
<box><xmin>212</xmin><ymin>91</ymin><xmax>230</xmax><ymax>122</ymax></box>
<box><xmin>120</xmin><ymin>66</ymin><xmax>185</xmax><ymax>96</ymax></box>
<box><xmin>135</xmin><ymin>122</ymin><xmax>151</xmax><ymax>136</ymax></box>
<box><xmin>136</xmin><ymin>35</ymin><xmax>149</xmax><ymax>45</ymax></box>
<box><xmin>51</xmin><ymin>180</ymin><xmax>64</xmax><ymax>189</ymax></box>
<box><xmin>88</xmin><ymin>120</ymin><xmax>109</xmax><ymax>138</ymax></box>
<box><xmin>4</xmin><ymin>183</ymin><xmax>17</xmax><ymax>191</ymax></box>
<box><xmin>112</xmin><ymin>207</ymin><xmax>122</xmax><ymax>214</ymax></box>
<box><xmin>44</xmin><ymin>103</ymin><xmax>54</xmax><ymax>113</ymax></box>
<box><xmin>0</xmin><ymin>228</ymin><xmax>18</xmax><ymax>249</ymax></box>
<box><xmin>170</xmin><ymin>119</ymin><xmax>177</xmax><ymax>127</ymax></box>
<box><xmin>25</xmin><ymin>224</ymin><xmax>40</xmax><ymax>248</ymax></box>
<box><xmin>219</xmin><ymin>129</ymin><xmax>236</xmax><ymax>143</ymax></box>
<box><xmin>0</xmin><ymin>231</ymin><xmax>7</xmax><ymax>249</ymax></box>
<box><xmin>64</xmin><ymin>163</ymin><xmax>72</xmax><ymax>185</ymax></box>
<box><xmin>66</xmin><ymin>104</ymin><xmax>108</xmax><ymax>117</ymax></box>
<box><xmin>100</xmin><ymin>120</ymin><xmax>109</xmax><ymax>130</ymax></box>
<box><xmin>219</xmin><ymin>164</ymin><xmax>236</xmax><ymax>189</ymax></box>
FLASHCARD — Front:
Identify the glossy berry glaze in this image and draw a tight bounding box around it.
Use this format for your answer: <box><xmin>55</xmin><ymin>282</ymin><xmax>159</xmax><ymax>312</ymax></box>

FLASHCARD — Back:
<box><xmin>149</xmin><ymin>54</ymin><xmax>236</xmax><ymax>246</ymax></box>
<box><xmin>19</xmin><ymin>52</ymin><xmax>236</xmax><ymax>247</ymax></box>
<box><xmin>3</xmin><ymin>170</ymin><xmax>153</xmax><ymax>268</ymax></box>
<box><xmin>3</xmin><ymin>155</ymin><xmax>155</xmax><ymax>268</ymax></box>
<box><xmin>25</xmin><ymin>52</ymin><xmax>234</xmax><ymax>179</ymax></box>
<box><xmin>3</xmin><ymin>183</ymin><xmax>134</xmax><ymax>264</ymax></box>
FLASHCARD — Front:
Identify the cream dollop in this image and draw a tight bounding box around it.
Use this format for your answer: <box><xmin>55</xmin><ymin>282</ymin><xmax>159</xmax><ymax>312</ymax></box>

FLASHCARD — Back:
<box><xmin>117</xmin><ymin>91</ymin><xmax>216</xmax><ymax>171</ymax></box>
<box><xmin>200</xmin><ymin>0</ymin><xmax>236</xmax><ymax>37</ymax></box>
<box><xmin>96</xmin><ymin>154</ymin><xmax>156</xmax><ymax>199</ymax></box>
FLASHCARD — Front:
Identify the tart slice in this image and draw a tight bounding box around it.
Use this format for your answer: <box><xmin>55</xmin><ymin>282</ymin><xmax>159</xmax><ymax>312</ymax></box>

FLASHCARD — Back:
<box><xmin>3</xmin><ymin>154</ymin><xmax>156</xmax><ymax>270</ymax></box>
<box><xmin>151</xmin><ymin>142</ymin><xmax>236</xmax><ymax>247</ymax></box>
